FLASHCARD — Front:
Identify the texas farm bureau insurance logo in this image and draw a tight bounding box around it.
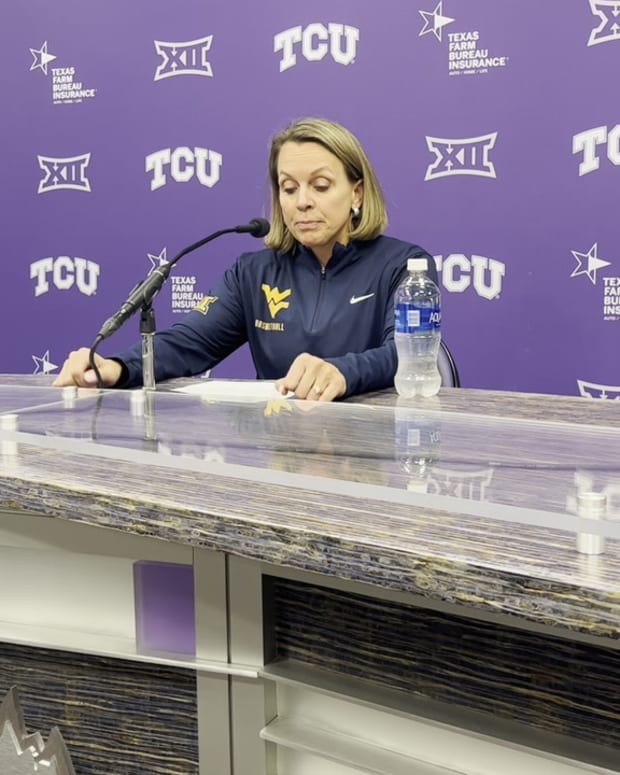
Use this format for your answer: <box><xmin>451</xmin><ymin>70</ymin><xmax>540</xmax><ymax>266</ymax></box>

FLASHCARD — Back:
<box><xmin>31</xmin><ymin>350</ymin><xmax>58</xmax><ymax>375</ymax></box>
<box><xmin>29</xmin><ymin>41</ymin><xmax>96</xmax><ymax>105</ymax></box>
<box><xmin>570</xmin><ymin>241</ymin><xmax>620</xmax><ymax>322</ymax></box>
<box><xmin>146</xmin><ymin>247</ymin><xmax>203</xmax><ymax>313</ymax></box>
<box><xmin>418</xmin><ymin>2</ymin><xmax>509</xmax><ymax>76</ymax></box>
<box><xmin>587</xmin><ymin>0</ymin><xmax>620</xmax><ymax>46</ymax></box>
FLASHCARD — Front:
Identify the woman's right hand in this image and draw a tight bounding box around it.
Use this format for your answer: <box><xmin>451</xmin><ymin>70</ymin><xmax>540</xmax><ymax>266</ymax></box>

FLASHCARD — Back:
<box><xmin>52</xmin><ymin>348</ymin><xmax>123</xmax><ymax>388</ymax></box>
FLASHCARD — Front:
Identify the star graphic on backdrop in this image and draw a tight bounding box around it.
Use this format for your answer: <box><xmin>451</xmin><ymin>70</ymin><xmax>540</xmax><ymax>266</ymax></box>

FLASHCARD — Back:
<box><xmin>570</xmin><ymin>242</ymin><xmax>611</xmax><ymax>285</ymax></box>
<box><xmin>147</xmin><ymin>247</ymin><xmax>169</xmax><ymax>274</ymax></box>
<box><xmin>32</xmin><ymin>350</ymin><xmax>58</xmax><ymax>375</ymax></box>
<box><xmin>29</xmin><ymin>41</ymin><xmax>57</xmax><ymax>75</ymax></box>
<box><xmin>419</xmin><ymin>2</ymin><xmax>455</xmax><ymax>41</ymax></box>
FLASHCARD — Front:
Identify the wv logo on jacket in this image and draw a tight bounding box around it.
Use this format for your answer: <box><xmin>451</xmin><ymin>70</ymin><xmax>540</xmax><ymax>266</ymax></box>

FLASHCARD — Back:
<box><xmin>262</xmin><ymin>284</ymin><xmax>291</xmax><ymax>318</ymax></box>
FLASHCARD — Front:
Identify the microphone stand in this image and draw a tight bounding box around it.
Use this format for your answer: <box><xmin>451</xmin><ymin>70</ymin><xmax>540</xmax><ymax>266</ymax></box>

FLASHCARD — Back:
<box><xmin>89</xmin><ymin>218</ymin><xmax>270</xmax><ymax>390</ymax></box>
<box><xmin>129</xmin><ymin>383</ymin><xmax>158</xmax><ymax>448</ymax></box>
<box><xmin>133</xmin><ymin>230</ymin><xmax>224</xmax><ymax>392</ymax></box>
<box><xmin>140</xmin><ymin>303</ymin><xmax>156</xmax><ymax>392</ymax></box>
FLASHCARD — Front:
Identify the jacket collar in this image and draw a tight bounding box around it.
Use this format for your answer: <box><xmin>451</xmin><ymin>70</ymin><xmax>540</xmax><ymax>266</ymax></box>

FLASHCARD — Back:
<box><xmin>293</xmin><ymin>240</ymin><xmax>363</xmax><ymax>270</ymax></box>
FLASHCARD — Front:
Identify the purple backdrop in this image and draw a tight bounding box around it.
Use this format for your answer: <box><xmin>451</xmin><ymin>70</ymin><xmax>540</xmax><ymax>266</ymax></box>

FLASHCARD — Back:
<box><xmin>2</xmin><ymin>0</ymin><xmax>618</xmax><ymax>398</ymax></box>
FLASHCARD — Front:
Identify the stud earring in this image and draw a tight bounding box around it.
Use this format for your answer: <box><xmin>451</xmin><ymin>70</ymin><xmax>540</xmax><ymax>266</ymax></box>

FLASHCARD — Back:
<box><xmin>352</xmin><ymin>206</ymin><xmax>360</xmax><ymax>217</ymax></box>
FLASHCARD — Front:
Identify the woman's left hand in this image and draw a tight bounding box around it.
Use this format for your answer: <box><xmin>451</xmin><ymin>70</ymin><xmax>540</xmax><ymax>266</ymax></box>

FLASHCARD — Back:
<box><xmin>276</xmin><ymin>353</ymin><xmax>346</xmax><ymax>401</ymax></box>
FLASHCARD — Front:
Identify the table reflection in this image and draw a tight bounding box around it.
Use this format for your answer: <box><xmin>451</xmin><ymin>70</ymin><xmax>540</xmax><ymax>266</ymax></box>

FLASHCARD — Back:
<box><xmin>1</xmin><ymin>386</ymin><xmax>620</xmax><ymax>529</ymax></box>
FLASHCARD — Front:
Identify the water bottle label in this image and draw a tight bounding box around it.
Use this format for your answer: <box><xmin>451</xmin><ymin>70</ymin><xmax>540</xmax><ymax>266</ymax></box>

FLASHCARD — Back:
<box><xmin>394</xmin><ymin>303</ymin><xmax>441</xmax><ymax>333</ymax></box>
<box><xmin>407</xmin><ymin>309</ymin><xmax>420</xmax><ymax>329</ymax></box>
<box><xmin>396</xmin><ymin>420</ymin><xmax>441</xmax><ymax>449</ymax></box>
<box><xmin>395</xmin><ymin>414</ymin><xmax>441</xmax><ymax>472</ymax></box>
<box><xmin>407</xmin><ymin>427</ymin><xmax>421</xmax><ymax>446</ymax></box>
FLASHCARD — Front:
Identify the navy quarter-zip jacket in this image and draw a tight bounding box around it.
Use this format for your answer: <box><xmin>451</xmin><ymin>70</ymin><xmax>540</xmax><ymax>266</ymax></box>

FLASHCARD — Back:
<box><xmin>114</xmin><ymin>235</ymin><xmax>435</xmax><ymax>397</ymax></box>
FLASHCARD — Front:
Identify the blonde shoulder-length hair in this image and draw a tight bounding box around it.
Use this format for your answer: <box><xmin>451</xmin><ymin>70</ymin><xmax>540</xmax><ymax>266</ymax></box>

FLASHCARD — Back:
<box><xmin>264</xmin><ymin>117</ymin><xmax>388</xmax><ymax>253</ymax></box>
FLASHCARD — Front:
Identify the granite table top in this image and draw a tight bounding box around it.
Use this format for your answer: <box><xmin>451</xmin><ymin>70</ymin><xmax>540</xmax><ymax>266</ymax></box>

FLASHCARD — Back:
<box><xmin>0</xmin><ymin>376</ymin><xmax>619</xmax><ymax>642</ymax></box>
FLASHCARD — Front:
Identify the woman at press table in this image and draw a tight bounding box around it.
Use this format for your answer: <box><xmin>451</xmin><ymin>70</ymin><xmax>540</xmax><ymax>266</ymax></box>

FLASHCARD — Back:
<box><xmin>53</xmin><ymin>117</ymin><xmax>436</xmax><ymax>401</ymax></box>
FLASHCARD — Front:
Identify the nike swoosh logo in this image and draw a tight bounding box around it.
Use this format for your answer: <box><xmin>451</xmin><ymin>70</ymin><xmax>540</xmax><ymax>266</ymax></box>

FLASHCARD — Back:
<box><xmin>350</xmin><ymin>293</ymin><xmax>375</xmax><ymax>305</ymax></box>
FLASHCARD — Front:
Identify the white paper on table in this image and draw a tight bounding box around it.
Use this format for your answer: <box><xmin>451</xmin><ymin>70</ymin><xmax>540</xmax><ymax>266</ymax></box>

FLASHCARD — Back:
<box><xmin>173</xmin><ymin>379</ymin><xmax>290</xmax><ymax>402</ymax></box>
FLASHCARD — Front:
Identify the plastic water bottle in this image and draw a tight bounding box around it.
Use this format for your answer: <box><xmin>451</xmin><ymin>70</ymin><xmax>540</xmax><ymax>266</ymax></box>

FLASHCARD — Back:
<box><xmin>394</xmin><ymin>257</ymin><xmax>441</xmax><ymax>398</ymax></box>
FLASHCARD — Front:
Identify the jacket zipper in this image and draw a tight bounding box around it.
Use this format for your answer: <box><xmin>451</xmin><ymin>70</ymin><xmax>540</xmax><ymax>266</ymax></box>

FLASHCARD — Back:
<box><xmin>310</xmin><ymin>265</ymin><xmax>327</xmax><ymax>332</ymax></box>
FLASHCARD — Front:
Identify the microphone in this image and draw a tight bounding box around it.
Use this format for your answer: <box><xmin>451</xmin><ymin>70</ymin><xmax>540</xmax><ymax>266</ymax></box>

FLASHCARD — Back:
<box><xmin>236</xmin><ymin>217</ymin><xmax>270</xmax><ymax>237</ymax></box>
<box><xmin>96</xmin><ymin>217</ymin><xmax>270</xmax><ymax>341</ymax></box>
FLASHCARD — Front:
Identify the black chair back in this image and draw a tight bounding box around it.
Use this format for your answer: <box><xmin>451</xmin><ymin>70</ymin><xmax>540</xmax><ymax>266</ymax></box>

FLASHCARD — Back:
<box><xmin>438</xmin><ymin>340</ymin><xmax>460</xmax><ymax>387</ymax></box>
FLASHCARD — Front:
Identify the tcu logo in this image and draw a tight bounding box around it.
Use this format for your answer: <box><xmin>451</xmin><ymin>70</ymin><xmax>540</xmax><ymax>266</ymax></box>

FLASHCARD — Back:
<box><xmin>145</xmin><ymin>147</ymin><xmax>222</xmax><ymax>191</ymax></box>
<box><xmin>274</xmin><ymin>23</ymin><xmax>359</xmax><ymax>72</ymax></box>
<box><xmin>572</xmin><ymin>124</ymin><xmax>620</xmax><ymax>175</ymax></box>
<box><xmin>154</xmin><ymin>35</ymin><xmax>213</xmax><ymax>80</ymax></box>
<box><xmin>30</xmin><ymin>256</ymin><xmax>100</xmax><ymax>297</ymax></box>
<box><xmin>425</xmin><ymin>133</ymin><xmax>497</xmax><ymax>180</ymax></box>
<box><xmin>435</xmin><ymin>254</ymin><xmax>505</xmax><ymax>300</ymax></box>
<box><xmin>588</xmin><ymin>0</ymin><xmax>620</xmax><ymax>46</ymax></box>
<box><xmin>37</xmin><ymin>153</ymin><xmax>91</xmax><ymax>194</ymax></box>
